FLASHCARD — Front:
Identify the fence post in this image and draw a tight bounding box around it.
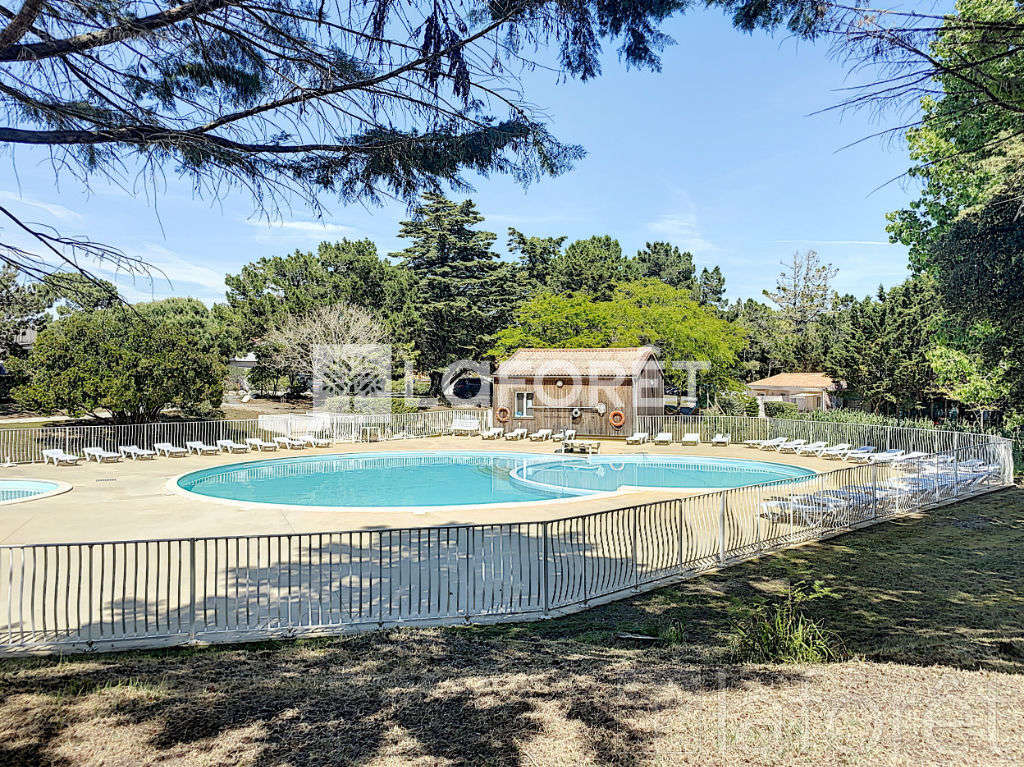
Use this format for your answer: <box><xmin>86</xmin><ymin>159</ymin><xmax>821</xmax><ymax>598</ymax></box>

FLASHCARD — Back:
<box><xmin>871</xmin><ymin>462</ymin><xmax>879</xmax><ymax>519</ymax></box>
<box><xmin>677</xmin><ymin>499</ymin><xmax>685</xmax><ymax>571</ymax></box>
<box><xmin>718</xmin><ymin>493</ymin><xmax>727</xmax><ymax>565</ymax></box>
<box><xmin>188</xmin><ymin>538</ymin><xmax>197</xmax><ymax>643</ymax></box>
<box><xmin>632</xmin><ymin>505</ymin><xmax>639</xmax><ymax>590</ymax></box>
<box><xmin>541</xmin><ymin>522</ymin><xmax>550</xmax><ymax>616</ymax></box>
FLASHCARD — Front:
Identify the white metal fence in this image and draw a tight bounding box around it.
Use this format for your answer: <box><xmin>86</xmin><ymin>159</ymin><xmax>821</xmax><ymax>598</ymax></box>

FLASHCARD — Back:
<box><xmin>0</xmin><ymin>418</ymin><xmax>1013</xmax><ymax>655</ymax></box>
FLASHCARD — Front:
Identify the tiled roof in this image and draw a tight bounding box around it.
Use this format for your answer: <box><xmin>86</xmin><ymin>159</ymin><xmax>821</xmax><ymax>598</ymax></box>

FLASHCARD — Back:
<box><xmin>747</xmin><ymin>372</ymin><xmax>836</xmax><ymax>389</ymax></box>
<box><xmin>494</xmin><ymin>347</ymin><xmax>659</xmax><ymax>378</ymax></box>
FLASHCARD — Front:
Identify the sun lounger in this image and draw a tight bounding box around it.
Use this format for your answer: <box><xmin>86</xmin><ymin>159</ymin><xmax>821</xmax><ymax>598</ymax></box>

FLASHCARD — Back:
<box><xmin>794</xmin><ymin>441</ymin><xmax>828</xmax><ymax>456</ymax></box>
<box><xmin>867</xmin><ymin>448</ymin><xmax>905</xmax><ymax>464</ymax></box>
<box><xmin>216</xmin><ymin>439</ymin><xmax>250</xmax><ymax>453</ymax></box>
<box><xmin>119</xmin><ymin>445</ymin><xmax>156</xmax><ymax>460</ymax></box>
<box><xmin>480</xmin><ymin>427</ymin><xmax>503</xmax><ymax>440</ymax></box>
<box><xmin>245</xmin><ymin>438</ymin><xmax>278</xmax><ymax>452</ymax></box>
<box><xmin>562</xmin><ymin>439</ymin><xmax>600</xmax><ymax>454</ymax></box>
<box><xmin>753</xmin><ymin>437</ymin><xmax>787</xmax><ymax>450</ymax></box>
<box><xmin>626</xmin><ymin>432</ymin><xmax>649</xmax><ymax>445</ymax></box>
<box><xmin>711</xmin><ymin>433</ymin><xmax>731</xmax><ymax>446</ymax></box>
<box><xmin>776</xmin><ymin>439</ymin><xmax>807</xmax><ymax>453</ymax></box>
<box><xmin>529</xmin><ymin>428</ymin><xmax>553</xmax><ymax>441</ymax></box>
<box><xmin>83</xmin><ymin>446</ymin><xmax>121</xmax><ymax>463</ymax></box>
<box><xmin>41</xmin><ymin>448</ymin><xmax>82</xmax><ymax>465</ymax></box>
<box><xmin>820</xmin><ymin>443</ymin><xmax>853</xmax><ymax>459</ymax></box>
<box><xmin>296</xmin><ymin>434</ymin><xmax>332</xmax><ymax>447</ymax></box>
<box><xmin>153</xmin><ymin>442</ymin><xmax>187</xmax><ymax>457</ymax></box>
<box><xmin>845</xmin><ymin>446</ymin><xmax>877</xmax><ymax>462</ymax></box>
<box><xmin>450</xmin><ymin>416</ymin><xmax>481</xmax><ymax>436</ymax></box>
<box><xmin>186</xmin><ymin>440</ymin><xmax>220</xmax><ymax>455</ymax></box>
<box><xmin>504</xmin><ymin>428</ymin><xmax>527</xmax><ymax>440</ymax></box>
<box><xmin>654</xmin><ymin>432</ymin><xmax>673</xmax><ymax>445</ymax></box>
<box><xmin>272</xmin><ymin>436</ymin><xmax>306</xmax><ymax>449</ymax></box>
<box><xmin>681</xmin><ymin>432</ymin><xmax>700</xmax><ymax>446</ymax></box>
<box><xmin>552</xmin><ymin>429</ymin><xmax>576</xmax><ymax>442</ymax></box>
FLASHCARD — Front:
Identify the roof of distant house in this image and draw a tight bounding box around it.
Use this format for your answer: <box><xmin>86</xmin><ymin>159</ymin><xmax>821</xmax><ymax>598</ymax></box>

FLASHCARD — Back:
<box><xmin>494</xmin><ymin>347</ymin><xmax>660</xmax><ymax>379</ymax></box>
<box><xmin>747</xmin><ymin>372</ymin><xmax>837</xmax><ymax>390</ymax></box>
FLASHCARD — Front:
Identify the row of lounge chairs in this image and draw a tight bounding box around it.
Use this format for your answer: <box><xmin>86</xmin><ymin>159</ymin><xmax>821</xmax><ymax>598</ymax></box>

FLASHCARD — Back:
<box><xmin>742</xmin><ymin>437</ymin><xmax>934</xmax><ymax>464</ymax></box>
<box><xmin>40</xmin><ymin>435</ymin><xmax>334</xmax><ymax>466</ymax></box>
<box><xmin>759</xmin><ymin>457</ymin><xmax>1002</xmax><ymax>527</ymax></box>
<box><xmin>466</xmin><ymin>428</ymin><xmax>735</xmax><ymax>447</ymax></box>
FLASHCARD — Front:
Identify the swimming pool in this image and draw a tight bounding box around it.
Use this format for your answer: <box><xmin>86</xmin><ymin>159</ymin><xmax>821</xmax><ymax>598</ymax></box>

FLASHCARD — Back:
<box><xmin>0</xmin><ymin>479</ymin><xmax>67</xmax><ymax>504</ymax></box>
<box><xmin>175</xmin><ymin>452</ymin><xmax>815</xmax><ymax>510</ymax></box>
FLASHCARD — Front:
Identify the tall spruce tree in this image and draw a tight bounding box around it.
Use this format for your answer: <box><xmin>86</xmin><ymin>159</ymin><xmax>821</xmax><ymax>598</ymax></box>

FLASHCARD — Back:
<box><xmin>695</xmin><ymin>266</ymin><xmax>727</xmax><ymax>309</ymax></box>
<box><xmin>395</xmin><ymin>194</ymin><xmax>509</xmax><ymax>395</ymax></box>
<box><xmin>635</xmin><ymin>242</ymin><xmax>697</xmax><ymax>290</ymax></box>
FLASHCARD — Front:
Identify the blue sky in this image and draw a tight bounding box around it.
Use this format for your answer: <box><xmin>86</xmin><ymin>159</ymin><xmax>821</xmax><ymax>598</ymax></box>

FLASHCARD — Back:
<box><xmin>0</xmin><ymin>9</ymin><xmax>918</xmax><ymax>305</ymax></box>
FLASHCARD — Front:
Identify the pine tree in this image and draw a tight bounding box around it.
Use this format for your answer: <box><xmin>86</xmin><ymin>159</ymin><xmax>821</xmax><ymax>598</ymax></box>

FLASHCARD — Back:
<box><xmin>695</xmin><ymin>266</ymin><xmax>727</xmax><ymax>309</ymax></box>
<box><xmin>635</xmin><ymin>242</ymin><xmax>697</xmax><ymax>291</ymax></box>
<box><xmin>394</xmin><ymin>194</ymin><xmax>508</xmax><ymax>395</ymax></box>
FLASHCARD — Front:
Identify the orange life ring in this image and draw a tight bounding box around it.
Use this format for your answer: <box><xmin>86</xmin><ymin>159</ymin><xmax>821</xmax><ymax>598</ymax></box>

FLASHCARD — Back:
<box><xmin>609</xmin><ymin>410</ymin><xmax>625</xmax><ymax>428</ymax></box>
<box><xmin>496</xmin><ymin>407</ymin><xmax>511</xmax><ymax>423</ymax></box>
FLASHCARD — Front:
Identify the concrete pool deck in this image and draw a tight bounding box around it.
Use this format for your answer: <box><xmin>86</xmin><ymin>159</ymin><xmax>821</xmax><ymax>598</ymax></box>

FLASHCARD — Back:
<box><xmin>0</xmin><ymin>437</ymin><xmax>840</xmax><ymax>545</ymax></box>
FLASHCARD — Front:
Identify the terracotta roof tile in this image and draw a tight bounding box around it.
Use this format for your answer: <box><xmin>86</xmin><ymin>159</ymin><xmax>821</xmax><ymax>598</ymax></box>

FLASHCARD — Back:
<box><xmin>747</xmin><ymin>372</ymin><xmax>837</xmax><ymax>389</ymax></box>
<box><xmin>495</xmin><ymin>347</ymin><xmax>659</xmax><ymax>378</ymax></box>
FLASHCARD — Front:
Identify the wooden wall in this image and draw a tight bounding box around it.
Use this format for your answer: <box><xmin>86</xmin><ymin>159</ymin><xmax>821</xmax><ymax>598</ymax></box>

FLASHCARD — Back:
<box><xmin>493</xmin><ymin>376</ymin><xmax>644</xmax><ymax>437</ymax></box>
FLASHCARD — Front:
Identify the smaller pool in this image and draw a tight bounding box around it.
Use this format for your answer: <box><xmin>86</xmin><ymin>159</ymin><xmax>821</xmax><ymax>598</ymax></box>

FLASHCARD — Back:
<box><xmin>0</xmin><ymin>479</ymin><xmax>66</xmax><ymax>505</ymax></box>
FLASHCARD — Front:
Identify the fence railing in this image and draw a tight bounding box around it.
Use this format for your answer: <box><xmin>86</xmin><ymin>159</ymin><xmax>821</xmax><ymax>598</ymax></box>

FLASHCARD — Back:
<box><xmin>0</xmin><ymin>425</ymin><xmax>1013</xmax><ymax>654</ymax></box>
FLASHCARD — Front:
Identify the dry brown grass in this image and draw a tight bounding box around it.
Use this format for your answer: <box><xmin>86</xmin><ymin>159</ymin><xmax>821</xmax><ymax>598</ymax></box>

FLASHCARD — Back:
<box><xmin>1</xmin><ymin>489</ymin><xmax>1022</xmax><ymax>766</ymax></box>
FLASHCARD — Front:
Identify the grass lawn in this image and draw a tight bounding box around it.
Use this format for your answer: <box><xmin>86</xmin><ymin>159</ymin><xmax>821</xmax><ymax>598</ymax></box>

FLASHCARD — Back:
<box><xmin>1</xmin><ymin>489</ymin><xmax>1021</xmax><ymax>765</ymax></box>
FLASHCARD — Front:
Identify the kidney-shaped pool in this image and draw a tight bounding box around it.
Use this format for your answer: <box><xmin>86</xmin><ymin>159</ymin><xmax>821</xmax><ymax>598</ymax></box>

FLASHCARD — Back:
<box><xmin>174</xmin><ymin>451</ymin><xmax>815</xmax><ymax>511</ymax></box>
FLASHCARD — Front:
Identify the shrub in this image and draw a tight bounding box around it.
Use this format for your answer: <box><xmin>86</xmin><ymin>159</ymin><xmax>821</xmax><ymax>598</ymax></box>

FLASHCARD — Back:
<box><xmin>732</xmin><ymin>581</ymin><xmax>845</xmax><ymax>664</ymax></box>
<box><xmin>718</xmin><ymin>391</ymin><xmax>758</xmax><ymax>417</ymax></box>
<box><xmin>763</xmin><ymin>401</ymin><xmax>799</xmax><ymax>419</ymax></box>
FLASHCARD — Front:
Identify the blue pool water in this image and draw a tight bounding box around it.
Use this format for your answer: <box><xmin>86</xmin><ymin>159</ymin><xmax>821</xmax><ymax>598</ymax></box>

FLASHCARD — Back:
<box><xmin>177</xmin><ymin>452</ymin><xmax>814</xmax><ymax>509</ymax></box>
<box><xmin>0</xmin><ymin>479</ymin><xmax>61</xmax><ymax>504</ymax></box>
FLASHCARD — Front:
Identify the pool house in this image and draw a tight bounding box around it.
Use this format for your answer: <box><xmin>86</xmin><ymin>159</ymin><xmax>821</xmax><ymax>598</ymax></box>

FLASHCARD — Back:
<box><xmin>491</xmin><ymin>347</ymin><xmax>665</xmax><ymax>437</ymax></box>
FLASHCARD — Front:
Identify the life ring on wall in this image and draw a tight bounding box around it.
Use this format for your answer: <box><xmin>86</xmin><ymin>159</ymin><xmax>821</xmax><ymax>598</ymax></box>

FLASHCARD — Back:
<box><xmin>609</xmin><ymin>410</ymin><xmax>625</xmax><ymax>428</ymax></box>
<box><xmin>571</xmin><ymin>408</ymin><xmax>582</xmax><ymax>420</ymax></box>
<box><xmin>496</xmin><ymin>407</ymin><xmax>511</xmax><ymax>423</ymax></box>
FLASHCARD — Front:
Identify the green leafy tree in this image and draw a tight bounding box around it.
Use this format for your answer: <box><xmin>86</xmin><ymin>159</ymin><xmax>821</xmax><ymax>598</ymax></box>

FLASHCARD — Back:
<box><xmin>635</xmin><ymin>242</ymin><xmax>696</xmax><ymax>290</ymax></box>
<box><xmin>548</xmin><ymin>235</ymin><xmax>638</xmax><ymax>299</ymax></box>
<box><xmin>490</xmin><ymin>279</ymin><xmax>745</xmax><ymax>397</ymax></box>
<box><xmin>928</xmin><ymin>345</ymin><xmax>1012</xmax><ymax>425</ymax></box>
<box><xmin>40</xmin><ymin>273</ymin><xmax>120</xmax><ymax>315</ymax></box>
<box><xmin>13</xmin><ymin>300</ymin><xmax>227</xmax><ymax>422</ymax></box>
<box><xmin>394</xmin><ymin>193</ymin><xmax>510</xmax><ymax>395</ymax></box>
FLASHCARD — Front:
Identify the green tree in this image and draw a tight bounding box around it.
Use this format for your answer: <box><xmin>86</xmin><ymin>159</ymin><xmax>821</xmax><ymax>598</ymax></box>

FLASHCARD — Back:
<box><xmin>41</xmin><ymin>273</ymin><xmax>120</xmax><ymax>315</ymax></box>
<box><xmin>695</xmin><ymin>266</ymin><xmax>727</xmax><ymax>309</ymax></box>
<box><xmin>394</xmin><ymin>193</ymin><xmax>509</xmax><ymax>395</ymax></box>
<box><xmin>548</xmin><ymin>235</ymin><xmax>638</xmax><ymax>299</ymax></box>
<box><xmin>507</xmin><ymin>228</ymin><xmax>566</xmax><ymax>290</ymax></box>
<box><xmin>635</xmin><ymin>242</ymin><xmax>696</xmax><ymax>290</ymax></box>
<box><xmin>0</xmin><ymin>266</ymin><xmax>46</xmax><ymax>359</ymax></box>
<box><xmin>13</xmin><ymin>300</ymin><xmax>227</xmax><ymax>422</ymax></box>
<box><xmin>490</xmin><ymin>279</ymin><xmax>746</xmax><ymax>397</ymax></box>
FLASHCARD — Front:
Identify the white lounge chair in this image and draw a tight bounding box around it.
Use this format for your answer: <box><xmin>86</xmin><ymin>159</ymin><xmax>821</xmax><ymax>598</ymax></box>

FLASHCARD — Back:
<box><xmin>296</xmin><ymin>434</ymin><xmax>332</xmax><ymax>447</ymax></box>
<box><xmin>794</xmin><ymin>441</ymin><xmax>829</xmax><ymax>457</ymax></box>
<box><xmin>450</xmin><ymin>417</ymin><xmax>481</xmax><ymax>436</ymax></box>
<box><xmin>820</xmin><ymin>443</ymin><xmax>852</xmax><ymax>459</ymax></box>
<box><xmin>153</xmin><ymin>442</ymin><xmax>187</xmax><ymax>457</ymax></box>
<box><xmin>552</xmin><ymin>429</ymin><xmax>576</xmax><ymax>442</ymax></box>
<box><xmin>776</xmin><ymin>439</ymin><xmax>807</xmax><ymax>453</ymax></box>
<box><xmin>186</xmin><ymin>440</ymin><xmax>219</xmax><ymax>455</ymax></box>
<box><xmin>480</xmin><ymin>427</ymin><xmax>503</xmax><ymax>440</ymax></box>
<box><xmin>561</xmin><ymin>439</ymin><xmax>600</xmax><ymax>454</ymax></box>
<box><xmin>245</xmin><ymin>437</ymin><xmax>278</xmax><ymax>452</ymax></box>
<box><xmin>653</xmin><ymin>432</ymin><xmax>673</xmax><ymax>445</ymax></box>
<box><xmin>625</xmin><ymin>432</ymin><xmax>649</xmax><ymax>444</ymax></box>
<box><xmin>681</xmin><ymin>432</ymin><xmax>700</xmax><ymax>446</ymax></box>
<box><xmin>529</xmin><ymin>428</ymin><xmax>553</xmax><ymax>441</ymax></box>
<box><xmin>119</xmin><ymin>445</ymin><xmax>156</xmax><ymax>460</ymax></box>
<box><xmin>83</xmin><ymin>446</ymin><xmax>121</xmax><ymax>463</ymax></box>
<box><xmin>216</xmin><ymin>439</ymin><xmax>250</xmax><ymax>453</ymax></box>
<box><xmin>845</xmin><ymin>446</ymin><xmax>876</xmax><ymax>462</ymax></box>
<box><xmin>711</xmin><ymin>433</ymin><xmax>731</xmax><ymax>446</ymax></box>
<box><xmin>504</xmin><ymin>428</ymin><xmax>528</xmax><ymax>440</ymax></box>
<box><xmin>272</xmin><ymin>436</ymin><xmax>306</xmax><ymax>449</ymax></box>
<box><xmin>867</xmin><ymin>448</ymin><xmax>905</xmax><ymax>464</ymax></box>
<box><xmin>42</xmin><ymin>448</ymin><xmax>81</xmax><ymax>465</ymax></box>
<box><xmin>894</xmin><ymin>451</ymin><xmax>930</xmax><ymax>464</ymax></box>
<box><xmin>754</xmin><ymin>437</ymin><xmax>787</xmax><ymax>451</ymax></box>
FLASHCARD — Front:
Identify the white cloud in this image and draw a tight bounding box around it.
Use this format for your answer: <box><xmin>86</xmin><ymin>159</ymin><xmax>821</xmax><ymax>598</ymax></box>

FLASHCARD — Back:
<box><xmin>244</xmin><ymin>219</ymin><xmax>361</xmax><ymax>236</ymax></box>
<box><xmin>646</xmin><ymin>210</ymin><xmax>717</xmax><ymax>254</ymax></box>
<box><xmin>0</xmin><ymin>191</ymin><xmax>82</xmax><ymax>221</ymax></box>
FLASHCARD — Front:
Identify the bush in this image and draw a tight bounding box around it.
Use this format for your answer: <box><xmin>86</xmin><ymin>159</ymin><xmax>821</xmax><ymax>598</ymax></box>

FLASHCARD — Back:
<box><xmin>732</xmin><ymin>581</ymin><xmax>845</xmax><ymax>664</ymax></box>
<box><xmin>717</xmin><ymin>391</ymin><xmax>759</xmax><ymax>417</ymax></box>
<box><xmin>763</xmin><ymin>401</ymin><xmax>799</xmax><ymax>419</ymax></box>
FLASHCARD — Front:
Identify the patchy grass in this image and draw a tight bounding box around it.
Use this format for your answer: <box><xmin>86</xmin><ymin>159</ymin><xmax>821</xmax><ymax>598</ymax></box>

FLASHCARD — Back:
<box><xmin>1</xmin><ymin>489</ymin><xmax>1022</xmax><ymax>765</ymax></box>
